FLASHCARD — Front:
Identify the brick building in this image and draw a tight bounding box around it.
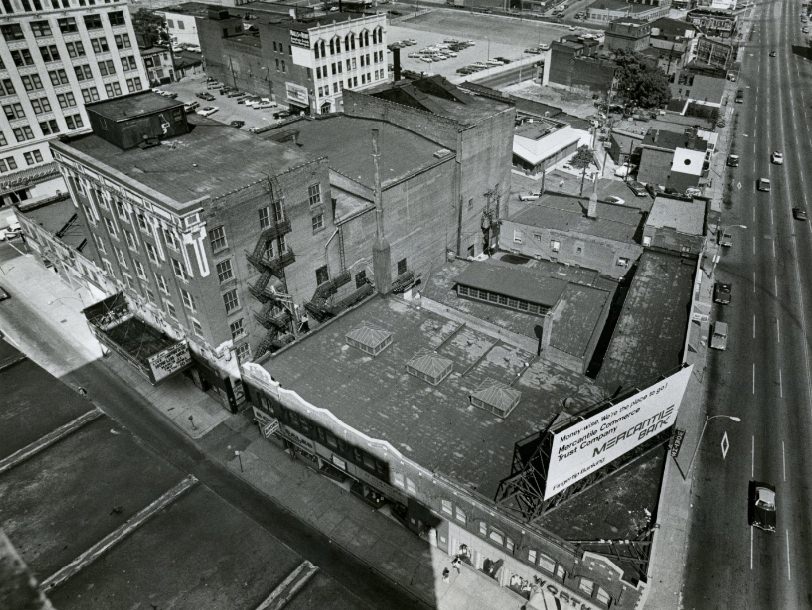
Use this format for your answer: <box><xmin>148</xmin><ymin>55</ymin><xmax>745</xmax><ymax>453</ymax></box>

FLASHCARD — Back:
<box><xmin>604</xmin><ymin>18</ymin><xmax>651</xmax><ymax>52</ymax></box>
<box><xmin>543</xmin><ymin>37</ymin><xmax>618</xmax><ymax>95</ymax></box>
<box><xmin>500</xmin><ymin>191</ymin><xmax>645</xmax><ymax>280</ymax></box>
<box><xmin>51</xmin><ymin>91</ymin><xmax>335</xmax><ymax>409</ymax></box>
<box><xmin>585</xmin><ymin>0</ymin><xmax>670</xmax><ymax>25</ymax></box>
<box><xmin>342</xmin><ymin>76</ymin><xmax>516</xmax><ymax>255</ymax></box>
<box><xmin>637</xmin><ymin>126</ymin><xmax>708</xmax><ymax>188</ymax></box>
<box><xmin>197</xmin><ymin>6</ymin><xmax>388</xmax><ymax>115</ymax></box>
<box><xmin>685</xmin><ymin>8</ymin><xmax>738</xmax><ymax>38</ymax></box>
<box><xmin>140</xmin><ymin>46</ymin><xmax>175</xmax><ymax>85</ymax></box>
<box><xmin>0</xmin><ymin>0</ymin><xmax>148</xmax><ymax>205</ymax></box>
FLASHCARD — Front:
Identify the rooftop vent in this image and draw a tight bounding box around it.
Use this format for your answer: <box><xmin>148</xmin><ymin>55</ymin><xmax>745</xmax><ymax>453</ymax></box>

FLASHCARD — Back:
<box><xmin>406</xmin><ymin>353</ymin><xmax>453</xmax><ymax>386</ymax></box>
<box><xmin>469</xmin><ymin>381</ymin><xmax>521</xmax><ymax>419</ymax></box>
<box><xmin>346</xmin><ymin>324</ymin><xmax>392</xmax><ymax>357</ymax></box>
<box><xmin>433</xmin><ymin>148</ymin><xmax>452</xmax><ymax>159</ymax></box>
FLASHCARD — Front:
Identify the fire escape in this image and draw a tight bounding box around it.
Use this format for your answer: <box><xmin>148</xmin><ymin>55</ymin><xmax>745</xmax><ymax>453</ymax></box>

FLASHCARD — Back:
<box><xmin>303</xmin><ymin>270</ymin><xmax>373</xmax><ymax>323</ymax></box>
<box><xmin>246</xmin><ymin>175</ymin><xmax>297</xmax><ymax>357</ymax></box>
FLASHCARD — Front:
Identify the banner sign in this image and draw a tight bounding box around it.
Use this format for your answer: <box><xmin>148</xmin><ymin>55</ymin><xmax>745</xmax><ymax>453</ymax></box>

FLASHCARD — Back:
<box><xmin>670</xmin><ymin>428</ymin><xmax>686</xmax><ymax>458</ymax></box>
<box><xmin>290</xmin><ymin>29</ymin><xmax>310</xmax><ymax>48</ymax></box>
<box><xmin>285</xmin><ymin>82</ymin><xmax>309</xmax><ymax>105</ymax></box>
<box><xmin>147</xmin><ymin>341</ymin><xmax>192</xmax><ymax>383</ymax></box>
<box><xmin>544</xmin><ymin>366</ymin><xmax>693</xmax><ymax>500</ymax></box>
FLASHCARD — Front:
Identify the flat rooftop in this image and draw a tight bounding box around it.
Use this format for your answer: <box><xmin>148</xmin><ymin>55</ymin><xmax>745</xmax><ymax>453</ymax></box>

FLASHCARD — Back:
<box><xmin>263</xmin><ymin>116</ymin><xmax>448</xmax><ymax>188</ymax></box>
<box><xmin>18</xmin><ymin>194</ymin><xmax>74</xmax><ymax>236</ymax></box>
<box><xmin>265</xmin><ymin>295</ymin><xmax>607</xmax><ymax>496</ymax></box>
<box><xmin>508</xmin><ymin>193</ymin><xmax>643</xmax><ymax>243</ymax></box>
<box><xmin>424</xmin><ymin>257</ymin><xmax>616</xmax><ymax>359</ymax></box>
<box><xmin>58</xmin><ymin>115</ymin><xmax>315</xmax><ymax>209</ymax></box>
<box><xmin>453</xmin><ymin>262</ymin><xmax>567</xmax><ymax>309</ymax></box>
<box><xmin>86</xmin><ymin>92</ymin><xmax>183</xmax><ymax>122</ymax></box>
<box><xmin>597</xmin><ymin>250</ymin><xmax>694</xmax><ymax>393</ymax></box>
<box><xmin>646</xmin><ymin>195</ymin><xmax>705</xmax><ymax>235</ymax></box>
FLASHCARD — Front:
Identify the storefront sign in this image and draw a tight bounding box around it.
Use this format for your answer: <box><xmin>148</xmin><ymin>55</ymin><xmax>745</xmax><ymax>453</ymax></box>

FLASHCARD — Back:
<box><xmin>283</xmin><ymin>425</ymin><xmax>315</xmax><ymax>453</ymax></box>
<box><xmin>147</xmin><ymin>341</ymin><xmax>191</xmax><ymax>383</ymax></box>
<box><xmin>290</xmin><ymin>29</ymin><xmax>310</xmax><ymax>48</ymax></box>
<box><xmin>545</xmin><ymin>366</ymin><xmax>692</xmax><ymax>500</ymax></box>
<box><xmin>670</xmin><ymin>428</ymin><xmax>686</xmax><ymax>458</ymax></box>
<box><xmin>332</xmin><ymin>455</ymin><xmax>347</xmax><ymax>470</ymax></box>
<box><xmin>285</xmin><ymin>81</ymin><xmax>309</xmax><ymax>106</ymax></box>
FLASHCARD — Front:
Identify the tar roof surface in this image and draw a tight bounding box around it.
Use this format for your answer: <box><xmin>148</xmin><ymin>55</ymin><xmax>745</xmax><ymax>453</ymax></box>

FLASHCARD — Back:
<box><xmin>454</xmin><ymin>262</ymin><xmax>568</xmax><ymax>308</ymax></box>
<box><xmin>597</xmin><ymin>250</ymin><xmax>693</xmax><ymax>393</ymax></box>
<box><xmin>62</xmin><ymin>116</ymin><xmax>314</xmax><ymax>208</ymax></box>
<box><xmin>266</xmin><ymin>296</ymin><xmax>606</xmax><ymax>495</ymax></box>
<box><xmin>508</xmin><ymin>193</ymin><xmax>643</xmax><ymax>243</ymax></box>
<box><xmin>87</xmin><ymin>92</ymin><xmax>183</xmax><ymax>122</ymax></box>
<box><xmin>646</xmin><ymin>195</ymin><xmax>705</xmax><ymax>235</ymax></box>
<box><xmin>265</xmin><ymin>116</ymin><xmax>447</xmax><ymax>187</ymax></box>
<box><xmin>20</xmin><ymin>196</ymin><xmax>74</xmax><ymax>236</ymax></box>
<box><xmin>642</xmin><ymin>128</ymin><xmax>708</xmax><ymax>151</ymax></box>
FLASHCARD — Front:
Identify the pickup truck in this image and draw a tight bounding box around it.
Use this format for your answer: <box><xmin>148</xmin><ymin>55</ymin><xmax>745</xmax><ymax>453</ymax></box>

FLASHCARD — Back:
<box><xmin>710</xmin><ymin>321</ymin><xmax>728</xmax><ymax>350</ymax></box>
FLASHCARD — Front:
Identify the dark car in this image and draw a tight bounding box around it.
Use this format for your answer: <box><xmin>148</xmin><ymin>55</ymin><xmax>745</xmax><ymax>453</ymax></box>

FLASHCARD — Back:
<box><xmin>793</xmin><ymin>207</ymin><xmax>808</xmax><ymax>221</ymax></box>
<box><xmin>227</xmin><ymin>90</ymin><xmax>243</xmax><ymax>98</ymax></box>
<box><xmin>229</xmin><ymin>120</ymin><xmax>245</xmax><ymax>128</ymax></box>
<box><xmin>750</xmin><ymin>482</ymin><xmax>776</xmax><ymax>533</ymax></box>
<box><xmin>769</xmin><ymin>50</ymin><xmax>777</xmax><ymax>57</ymax></box>
<box><xmin>273</xmin><ymin>110</ymin><xmax>291</xmax><ymax>119</ymax></box>
<box><xmin>0</xmin><ymin>285</ymin><xmax>9</xmax><ymax>301</ymax></box>
<box><xmin>726</xmin><ymin>154</ymin><xmax>740</xmax><ymax>167</ymax></box>
<box><xmin>735</xmin><ymin>88</ymin><xmax>744</xmax><ymax>103</ymax></box>
<box><xmin>713</xmin><ymin>282</ymin><xmax>731</xmax><ymax>304</ymax></box>
<box><xmin>627</xmin><ymin>180</ymin><xmax>648</xmax><ymax>197</ymax></box>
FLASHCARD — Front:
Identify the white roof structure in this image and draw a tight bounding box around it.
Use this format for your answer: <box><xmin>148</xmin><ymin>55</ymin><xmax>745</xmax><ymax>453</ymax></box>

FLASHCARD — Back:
<box><xmin>671</xmin><ymin>147</ymin><xmax>705</xmax><ymax>176</ymax></box>
<box><xmin>646</xmin><ymin>195</ymin><xmax>705</xmax><ymax>235</ymax></box>
<box><xmin>513</xmin><ymin>126</ymin><xmax>590</xmax><ymax>166</ymax></box>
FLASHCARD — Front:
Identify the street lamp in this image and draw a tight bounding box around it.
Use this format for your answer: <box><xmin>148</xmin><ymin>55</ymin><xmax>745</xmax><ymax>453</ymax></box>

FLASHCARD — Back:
<box><xmin>235</xmin><ymin>450</ymin><xmax>243</xmax><ymax>472</ymax></box>
<box><xmin>686</xmin><ymin>414</ymin><xmax>741</xmax><ymax>478</ymax></box>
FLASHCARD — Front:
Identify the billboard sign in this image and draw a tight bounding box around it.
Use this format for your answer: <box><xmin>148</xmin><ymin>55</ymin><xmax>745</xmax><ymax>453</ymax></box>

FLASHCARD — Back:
<box><xmin>290</xmin><ymin>29</ymin><xmax>310</xmax><ymax>49</ymax></box>
<box><xmin>544</xmin><ymin>365</ymin><xmax>692</xmax><ymax>500</ymax></box>
<box><xmin>147</xmin><ymin>341</ymin><xmax>192</xmax><ymax>383</ymax></box>
<box><xmin>285</xmin><ymin>82</ymin><xmax>309</xmax><ymax>106</ymax></box>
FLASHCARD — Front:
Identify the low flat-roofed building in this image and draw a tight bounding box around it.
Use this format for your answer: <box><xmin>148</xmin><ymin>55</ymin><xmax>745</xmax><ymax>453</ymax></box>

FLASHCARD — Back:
<box><xmin>500</xmin><ymin>193</ymin><xmax>645</xmax><ymax>280</ymax></box>
<box><xmin>597</xmin><ymin>249</ymin><xmax>694</xmax><ymax>393</ymax></box>
<box><xmin>243</xmin><ymin>290</ymin><xmax>647</xmax><ymax>609</ymax></box>
<box><xmin>637</xmin><ymin>127</ymin><xmax>708</xmax><ymax>188</ymax></box>
<box><xmin>643</xmin><ymin>194</ymin><xmax>706</xmax><ymax>254</ymax></box>
<box><xmin>585</xmin><ymin>0</ymin><xmax>670</xmax><ymax>24</ymax></box>
<box><xmin>604</xmin><ymin>18</ymin><xmax>651</xmax><ymax>52</ymax></box>
<box><xmin>512</xmin><ymin>123</ymin><xmax>590</xmax><ymax>177</ymax></box>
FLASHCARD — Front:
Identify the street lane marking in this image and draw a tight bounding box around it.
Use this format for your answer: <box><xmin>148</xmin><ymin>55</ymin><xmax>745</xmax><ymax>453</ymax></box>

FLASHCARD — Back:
<box><xmin>774</xmin><ymin>274</ymin><xmax>778</xmax><ymax>296</ymax></box>
<box><xmin>776</xmin><ymin>318</ymin><xmax>780</xmax><ymax>344</ymax></box>
<box><xmin>782</xmin><ymin>440</ymin><xmax>786</xmax><ymax>481</ymax></box>
<box><xmin>752</xmin><ymin>363</ymin><xmax>756</xmax><ymax>395</ymax></box>
<box><xmin>751</xmin><ymin>434</ymin><xmax>755</xmax><ymax>477</ymax></box>
<box><xmin>750</xmin><ymin>527</ymin><xmax>754</xmax><ymax>570</ymax></box>
<box><xmin>786</xmin><ymin>530</ymin><xmax>792</xmax><ymax>581</ymax></box>
<box><xmin>753</xmin><ymin>314</ymin><xmax>756</xmax><ymax>339</ymax></box>
<box><xmin>753</xmin><ymin>270</ymin><xmax>756</xmax><ymax>293</ymax></box>
<box><xmin>769</xmin><ymin>207</ymin><xmax>773</xmax><ymax>226</ymax></box>
<box><xmin>779</xmin><ymin>368</ymin><xmax>783</xmax><ymax>397</ymax></box>
<box><xmin>772</xmin><ymin>240</ymin><xmax>776</xmax><ymax>259</ymax></box>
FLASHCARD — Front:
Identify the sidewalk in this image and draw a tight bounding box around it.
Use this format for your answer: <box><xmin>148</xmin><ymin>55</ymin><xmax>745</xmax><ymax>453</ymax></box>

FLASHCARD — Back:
<box><xmin>0</xmin><ymin>251</ymin><xmax>532</xmax><ymax>610</ymax></box>
<box><xmin>641</xmin><ymin>8</ymin><xmax>756</xmax><ymax>608</ymax></box>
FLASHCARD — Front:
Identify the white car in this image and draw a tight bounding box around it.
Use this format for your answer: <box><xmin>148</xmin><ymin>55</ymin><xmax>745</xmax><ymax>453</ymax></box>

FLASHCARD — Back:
<box><xmin>685</xmin><ymin>186</ymin><xmax>702</xmax><ymax>197</ymax></box>
<box><xmin>614</xmin><ymin>163</ymin><xmax>633</xmax><ymax>178</ymax></box>
<box><xmin>196</xmin><ymin>106</ymin><xmax>219</xmax><ymax>117</ymax></box>
<box><xmin>518</xmin><ymin>191</ymin><xmax>541</xmax><ymax>201</ymax></box>
<box><xmin>604</xmin><ymin>195</ymin><xmax>625</xmax><ymax>205</ymax></box>
<box><xmin>771</xmin><ymin>151</ymin><xmax>783</xmax><ymax>164</ymax></box>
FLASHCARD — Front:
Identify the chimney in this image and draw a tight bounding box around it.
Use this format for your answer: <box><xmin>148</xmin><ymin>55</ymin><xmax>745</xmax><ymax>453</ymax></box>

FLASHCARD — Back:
<box><xmin>371</xmin><ymin>129</ymin><xmax>392</xmax><ymax>295</ymax></box>
<box><xmin>393</xmin><ymin>47</ymin><xmax>402</xmax><ymax>81</ymax></box>
<box><xmin>587</xmin><ymin>176</ymin><xmax>598</xmax><ymax>218</ymax></box>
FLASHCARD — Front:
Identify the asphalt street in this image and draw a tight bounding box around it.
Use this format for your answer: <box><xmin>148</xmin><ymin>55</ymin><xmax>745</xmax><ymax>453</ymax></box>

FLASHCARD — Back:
<box><xmin>0</xmin><ymin>244</ymin><xmax>422</xmax><ymax>610</ymax></box>
<box><xmin>683</xmin><ymin>0</ymin><xmax>812</xmax><ymax>608</ymax></box>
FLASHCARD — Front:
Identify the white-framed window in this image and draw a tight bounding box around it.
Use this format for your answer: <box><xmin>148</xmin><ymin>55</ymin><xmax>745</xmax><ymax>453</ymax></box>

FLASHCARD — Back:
<box><xmin>643</xmin><ymin>235</ymin><xmax>652</xmax><ymax>247</ymax></box>
<box><xmin>513</xmin><ymin>229</ymin><xmax>523</xmax><ymax>244</ymax></box>
<box><xmin>124</xmin><ymin>230</ymin><xmax>137</xmax><ymax>250</ymax></box>
<box><xmin>103</xmin><ymin>259</ymin><xmax>114</xmax><ymax>276</ymax></box>
<box><xmin>216</xmin><ymin>259</ymin><xmax>233</xmax><ymax>283</ymax></box>
<box><xmin>191</xmin><ymin>318</ymin><xmax>203</xmax><ymax>336</ymax></box>
<box><xmin>230</xmin><ymin>318</ymin><xmax>245</xmax><ymax>340</ymax></box>
<box><xmin>441</xmin><ymin>499</ymin><xmax>453</xmax><ymax>515</ymax></box>
<box><xmin>393</xmin><ymin>472</ymin><xmax>405</xmax><ymax>488</ymax></box>
<box><xmin>528</xmin><ymin>549</ymin><xmax>537</xmax><ymax>564</ymax></box>
<box><xmin>154</xmin><ymin>273</ymin><xmax>169</xmax><ymax>294</ymax></box>
<box><xmin>163</xmin><ymin>228</ymin><xmax>178</xmax><ymax>250</ymax></box>
<box><xmin>488</xmin><ymin>529</ymin><xmax>504</xmax><ymax>546</ymax></box>
<box><xmin>578</xmin><ymin>578</ymin><xmax>594</xmax><ymax>595</ymax></box>
<box><xmin>136</xmin><ymin>213</ymin><xmax>149</xmax><ymax>233</ymax></box>
<box><xmin>538</xmin><ymin>554</ymin><xmax>556</xmax><ymax>574</ymax></box>
<box><xmin>235</xmin><ymin>343</ymin><xmax>251</xmax><ymax>363</ymax></box>
<box><xmin>308</xmin><ymin>183</ymin><xmax>321</xmax><ymax>206</ymax></box>
<box><xmin>145</xmin><ymin>242</ymin><xmax>159</xmax><ymax>264</ymax></box>
<box><xmin>116</xmin><ymin>201</ymin><xmax>128</xmax><ymax>221</ymax></box>
<box><xmin>209</xmin><ymin>225</ymin><xmax>227</xmax><ymax>251</ymax></box>
<box><xmin>93</xmin><ymin>234</ymin><xmax>106</xmax><ymax>253</ymax></box>
<box><xmin>104</xmin><ymin>217</ymin><xmax>117</xmax><ymax>238</ymax></box>
<box><xmin>171</xmin><ymin>258</ymin><xmax>188</xmax><ymax>281</ymax></box>
<box><xmin>479</xmin><ymin>521</ymin><xmax>487</xmax><ymax>536</ymax></box>
<box><xmin>596</xmin><ymin>587</ymin><xmax>611</xmax><ymax>605</ymax></box>
<box><xmin>311</xmin><ymin>213</ymin><xmax>324</xmax><ymax>233</ymax></box>
<box><xmin>133</xmin><ymin>260</ymin><xmax>146</xmax><ymax>279</ymax></box>
<box><xmin>454</xmin><ymin>506</ymin><xmax>466</xmax><ymax>525</ymax></box>
<box><xmin>181</xmin><ymin>288</ymin><xmax>195</xmax><ymax>311</ymax></box>
<box><xmin>164</xmin><ymin>299</ymin><xmax>177</xmax><ymax>320</ymax></box>
<box><xmin>406</xmin><ymin>477</ymin><xmax>416</xmax><ymax>493</ymax></box>
<box><xmin>551</xmin><ymin>239</ymin><xmax>561</xmax><ymax>252</ymax></box>
<box><xmin>114</xmin><ymin>246</ymin><xmax>127</xmax><ymax>268</ymax></box>
<box><xmin>222</xmin><ymin>288</ymin><xmax>239</xmax><ymax>313</ymax></box>
<box><xmin>259</xmin><ymin>206</ymin><xmax>271</xmax><ymax>229</ymax></box>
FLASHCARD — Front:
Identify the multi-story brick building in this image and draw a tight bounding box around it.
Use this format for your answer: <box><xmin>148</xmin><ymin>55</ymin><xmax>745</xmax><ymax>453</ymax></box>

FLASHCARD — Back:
<box><xmin>0</xmin><ymin>0</ymin><xmax>148</xmax><ymax>205</ymax></box>
<box><xmin>140</xmin><ymin>46</ymin><xmax>175</xmax><ymax>86</ymax></box>
<box><xmin>197</xmin><ymin>6</ymin><xmax>387</xmax><ymax>114</ymax></box>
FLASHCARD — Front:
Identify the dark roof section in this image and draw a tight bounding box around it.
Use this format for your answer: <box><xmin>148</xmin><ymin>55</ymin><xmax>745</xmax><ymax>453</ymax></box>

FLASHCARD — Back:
<box><xmin>649</xmin><ymin>16</ymin><xmax>698</xmax><ymax>36</ymax></box>
<box><xmin>454</xmin><ymin>262</ymin><xmax>567</xmax><ymax>309</ymax></box>
<box><xmin>641</xmin><ymin>127</ymin><xmax>708</xmax><ymax>151</ymax></box>
<box><xmin>597</xmin><ymin>250</ymin><xmax>694</xmax><ymax>393</ymax></box>
<box><xmin>85</xmin><ymin>91</ymin><xmax>184</xmax><ymax>122</ymax></box>
<box><xmin>55</xmin><ymin>115</ymin><xmax>315</xmax><ymax>210</ymax></box>
<box><xmin>508</xmin><ymin>192</ymin><xmax>644</xmax><ymax>243</ymax></box>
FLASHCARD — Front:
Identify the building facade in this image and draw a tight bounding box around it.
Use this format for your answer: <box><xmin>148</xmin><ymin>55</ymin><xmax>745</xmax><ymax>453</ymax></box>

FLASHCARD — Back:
<box><xmin>685</xmin><ymin>8</ymin><xmax>738</xmax><ymax>38</ymax></box>
<box><xmin>140</xmin><ymin>46</ymin><xmax>175</xmax><ymax>85</ymax></box>
<box><xmin>198</xmin><ymin>8</ymin><xmax>388</xmax><ymax>115</ymax></box>
<box><xmin>604</xmin><ymin>18</ymin><xmax>651</xmax><ymax>52</ymax></box>
<box><xmin>0</xmin><ymin>0</ymin><xmax>148</xmax><ymax>204</ymax></box>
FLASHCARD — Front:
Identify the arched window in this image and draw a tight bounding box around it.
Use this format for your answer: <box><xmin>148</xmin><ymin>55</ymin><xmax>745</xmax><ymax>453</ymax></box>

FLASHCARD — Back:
<box><xmin>319</xmin><ymin>40</ymin><xmax>326</xmax><ymax>57</ymax></box>
<box><xmin>376</xmin><ymin>27</ymin><xmax>383</xmax><ymax>44</ymax></box>
<box><xmin>358</xmin><ymin>29</ymin><xmax>366</xmax><ymax>47</ymax></box>
<box><xmin>364</xmin><ymin>30</ymin><xmax>370</xmax><ymax>46</ymax></box>
<box><xmin>329</xmin><ymin>38</ymin><xmax>335</xmax><ymax>54</ymax></box>
<box><xmin>333</xmin><ymin>35</ymin><xmax>341</xmax><ymax>53</ymax></box>
<box><xmin>314</xmin><ymin>39</ymin><xmax>322</xmax><ymax>58</ymax></box>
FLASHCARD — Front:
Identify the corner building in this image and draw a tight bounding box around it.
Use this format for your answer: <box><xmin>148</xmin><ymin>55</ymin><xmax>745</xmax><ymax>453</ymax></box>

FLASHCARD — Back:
<box><xmin>0</xmin><ymin>0</ymin><xmax>147</xmax><ymax>203</ymax></box>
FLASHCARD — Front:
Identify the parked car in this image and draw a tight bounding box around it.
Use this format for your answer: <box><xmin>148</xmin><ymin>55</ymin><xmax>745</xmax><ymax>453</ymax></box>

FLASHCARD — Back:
<box><xmin>604</xmin><ymin>195</ymin><xmax>625</xmax><ymax>205</ymax></box>
<box><xmin>710</xmin><ymin>321</ymin><xmax>728</xmax><ymax>350</ymax></box>
<box><xmin>0</xmin><ymin>285</ymin><xmax>9</xmax><ymax>301</ymax></box>
<box><xmin>227</xmin><ymin>90</ymin><xmax>244</xmax><ymax>98</ymax></box>
<box><xmin>757</xmin><ymin>177</ymin><xmax>771</xmax><ymax>192</ymax></box>
<box><xmin>792</xmin><ymin>207</ymin><xmax>808</xmax><ymax>221</ymax></box>
<box><xmin>719</xmin><ymin>231</ymin><xmax>733</xmax><ymax>247</ymax></box>
<box><xmin>769</xmin><ymin>50</ymin><xmax>777</xmax><ymax>57</ymax></box>
<box><xmin>614</xmin><ymin>163</ymin><xmax>633</xmax><ymax>178</ymax></box>
<box><xmin>183</xmin><ymin>101</ymin><xmax>200</xmax><ymax>113</ymax></box>
<box><xmin>713</xmin><ymin>281</ymin><xmax>732</xmax><ymax>304</ymax></box>
<box><xmin>726</xmin><ymin>154</ymin><xmax>740</xmax><ymax>167</ymax></box>
<box><xmin>255</xmin><ymin>101</ymin><xmax>276</xmax><ymax>109</ymax></box>
<box><xmin>685</xmin><ymin>186</ymin><xmax>702</xmax><ymax>197</ymax></box>
<box><xmin>627</xmin><ymin>180</ymin><xmax>648</xmax><ymax>197</ymax></box>
<box><xmin>735</xmin><ymin>89</ymin><xmax>744</xmax><ymax>103</ymax></box>
<box><xmin>273</xmin><ymin>110</ymin><xmax>291</xmax><ymax>119</ymax></box>
<box><xmin>196</xmin><ymin>106</ymin><xmax>219</xmax><ymax>117</ymax></box>
<box><xmin>518</xmin><ymin>191</ymin><xmax>541</xmax><ymax>201</ymax></box>
<box><xmin>750</xmin><ymin>483</ymin><xmax>776</xmax><ymax>533</ymax></box>
<box><xmin>771</xmin><ymin>150</ymin><xmax>783</xmax><ymax>164</ymax></box>
<box><xmin>229</xmin><ymin>120</ymin><xmax>245</xmax><ymax>128</ymax></box>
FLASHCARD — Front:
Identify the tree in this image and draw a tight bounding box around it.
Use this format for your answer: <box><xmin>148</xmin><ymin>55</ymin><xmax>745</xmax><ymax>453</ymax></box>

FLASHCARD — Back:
<box><xmin>570</xmin><ymin>144</ymin><xmax>593</xmax><ymax>170</ymax></box>
<box><xmin>613</xmin><ymin>49</ymin><xmax>672</xmax><ymax>110</ymax></box>
<box><xmin>131</xmin><ymin>9</ymin><xmax>169</xmax><ymax>49</ymax></box>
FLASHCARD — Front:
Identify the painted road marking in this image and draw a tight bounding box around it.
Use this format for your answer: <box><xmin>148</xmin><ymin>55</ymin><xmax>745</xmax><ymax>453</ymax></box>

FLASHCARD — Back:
<box><xmin>753</xmin><ymin>314</ymin><xmax>756</xmax><ymax>339</ymax></box>
<box><xmin>776</xmin><ymin>318</ymin><xmax>780</xmax><ymax>344</ymax></box>
<box><xmin>752</xmin><ymin>363</ymin><xmax>756</xmax><ymax>395</ymax></box>
<box><xmin>779</xmin><ymin>368</ymin><xmax>783</xmax><ymax>397</ymax></box>
<box><xmin>750</xmin><ymin>527</ymin><xmax>754</xmax><ymax>570</ymax></box>
<box><xmin>782</xmin><ymin>440</ymin><xmax>786</xmax><ymax>481</ymax></box>
<box><xmin>786</xmin><ymin>530</ymin><xmax>792</xmax><ymax>581</ymax></box>
<box><xmin>774</xmin><ymin>274</ymin><xmax>779</xmax><ymax>296</ymax></box>
<box><xmin>772</xmin><ymin>240</ymin><xmax>776</xmax><ymax>259</ymax></box>
<box><xmin>753</xmin><ymin>270</ymin><xmax>756</xmax><ymax>293</ymax></box>
<box><xmin>751</xmin><ymin>434</ymin><xmax>755</xmax><ymax>477</ymax></box>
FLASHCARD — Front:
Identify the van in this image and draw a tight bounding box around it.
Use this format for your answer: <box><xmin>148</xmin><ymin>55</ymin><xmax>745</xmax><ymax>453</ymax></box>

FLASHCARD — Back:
<box><xmin>710</xmin><ymin>321</ymin><xmax>728</xmax><ymax>350</ymax></box>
